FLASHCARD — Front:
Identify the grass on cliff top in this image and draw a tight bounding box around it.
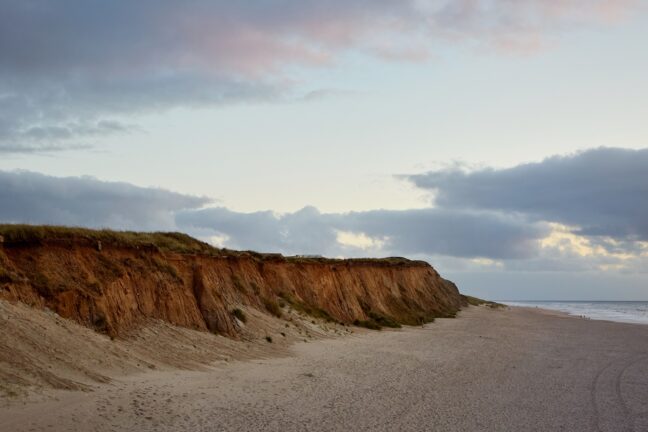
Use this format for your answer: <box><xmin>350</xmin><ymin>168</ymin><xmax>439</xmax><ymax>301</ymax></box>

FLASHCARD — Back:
<box><xmin>0</xmin><ymin>224</ymin><xmax>428</xmax><ymax>266</ymax></box>
<box><xmin>0</xmin><ymin>224</ymin><xmax>220</xmax><ymax>255</ymax></box>
<box><xmin>462</xmin><ymin>295</ymin><xmax>505</xmax><ymax>309</ymax></box>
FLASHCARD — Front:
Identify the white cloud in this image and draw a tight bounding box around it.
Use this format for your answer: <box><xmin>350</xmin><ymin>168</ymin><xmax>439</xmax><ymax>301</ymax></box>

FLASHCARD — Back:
<box><xmin>335</xmin><ymin>230</ymin><xmax>388</xmax><ymax>251</ymax></box>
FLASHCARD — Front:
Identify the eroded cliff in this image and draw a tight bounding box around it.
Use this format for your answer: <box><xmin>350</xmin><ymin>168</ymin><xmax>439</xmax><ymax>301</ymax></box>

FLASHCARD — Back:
<box><xmin>0</xmin><ymin>225</ymin><xmax>465</xmax><ymax>338</ymax></box>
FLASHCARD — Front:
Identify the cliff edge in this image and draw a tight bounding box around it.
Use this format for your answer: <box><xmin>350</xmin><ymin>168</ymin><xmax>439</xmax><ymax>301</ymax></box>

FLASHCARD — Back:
<box><xmin>0</xmin><ymin>225</ymin><xmax>465</xmax><ymax>339</ymax></box>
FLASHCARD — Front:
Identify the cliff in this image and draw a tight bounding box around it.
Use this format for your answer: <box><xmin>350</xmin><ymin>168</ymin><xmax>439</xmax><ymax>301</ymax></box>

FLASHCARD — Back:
<box><xmin>0</xmin><ymin>225</ymin><xmax>465</xmax><ymax>339</ymax></box>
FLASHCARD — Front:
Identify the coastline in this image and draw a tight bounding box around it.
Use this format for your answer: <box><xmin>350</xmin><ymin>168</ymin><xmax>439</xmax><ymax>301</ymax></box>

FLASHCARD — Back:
<box><xmin>504</xmin><ymin>301</ymin><xmax>648</xmax><ymax>325</ymax></box>
<box><xmin>3</xmin><ymin>305</ymin><xmax>648</xmax><ymax>431</ymax></box>
<box><xmin>508</xmin><ymin>304</ymin><xmax>580</xmax><ymax>319</ymax></box>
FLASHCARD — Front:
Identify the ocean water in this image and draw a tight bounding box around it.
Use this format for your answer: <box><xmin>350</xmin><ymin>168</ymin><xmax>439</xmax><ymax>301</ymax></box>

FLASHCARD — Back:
<box><xmin>503</xmin><ymin>301</ymin><xmax>648</xmax><ymax>325</ymax></box>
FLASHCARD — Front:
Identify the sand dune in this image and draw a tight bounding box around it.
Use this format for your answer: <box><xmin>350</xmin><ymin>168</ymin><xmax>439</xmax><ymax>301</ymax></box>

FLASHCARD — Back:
<box><xmin>2</xmin><ymin>305</ymin><xmax>648</xmax><ymax>431</ymax></box>
<box><xmin>0</xmin><ymin>298</ymin><xmax>351</xmax><ymax>398</ymax></box>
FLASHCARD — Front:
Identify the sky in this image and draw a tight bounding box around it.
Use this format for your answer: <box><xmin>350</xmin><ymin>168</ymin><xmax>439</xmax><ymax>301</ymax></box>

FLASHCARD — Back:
<box><xmin>1</xmin><ymin>0</ymin><xmax>647</xmax><ymax>300</ymax></box>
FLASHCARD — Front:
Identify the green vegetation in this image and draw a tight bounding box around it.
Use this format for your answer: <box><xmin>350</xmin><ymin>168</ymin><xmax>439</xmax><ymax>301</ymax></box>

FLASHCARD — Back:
<box><xmin>420</xmin><ymin>316</ymin><xmax>435</xmax><ymax>324</ymax></box>
<box><xmin>415</xmin><ymin>309</ymin><xmax>458</xmax><ymax>323</ymax></box>
<box><xmin>353</xmin><ymin>319</ymin><xmax>382</xmax><ymax>330</ymax></box>
<box><xmin>232</xmin><ymin>308</ymin><xmax>247</xmax><ymax>323</ymax></box>
<box><xmin>0</xmin><ymin>225</ymin><xmax>429</xmax><ymax>268</ymax></box>
<box><xmin>278</xmin><ymin>292</ymin><xmax>334</xmax><ymax>322</ymax></box>
<box><xmin>27</xmin><ymin>271</ymin><xmax>53</xmax><ymax>296</ymax></box>
<box><xmin>462</xmin><ymin>295</ymin><xmax>505</xmax><ymax>309</ymax></box>
<box><xmin>352</xmin><ymin>311</ymin><xmax>403</xmax><ymax>330</ymax></box>
<box><xmin>149</xmin><ymin>256</ymin><xmax>181</xmax><ymax>281</ymax></box>
<box><xmin>0</xmin><ymin>250</ymin><xmax>21</xmax><ymax>284</ymax></box>
<box><xmin>0</xmin><ymin>387</ymin><xmax>20</xmax><ymax>398</ymax></box>
<box><xmin>367</xmin><ymin>311</ymin><xmax>402</xmax><ymax>328</ymax></box>
<box><xmin>231</xmin><ymin>275</ymin><xmax>245</xmax><ymax>292</ymax></box>
<box><xmin>250</xmin><ymin>281</ymin><xmax>261</xmax><ymax>295</ymax></box>
<box><xmin>0</xmin><ymin>224</ymin><xmax>220</xmax><ymax>256</ymax></box>
<box><xmin>437</xmin><ymin>310</ymin><xmax>457</xmax><ymax>318</ymax></box>
<box><xmin>263</xmin><ymin>298</ymin><xmax>282</xmax><ymax>318</ymax></box>
<box><xmin>95</xmin><ymin>253</ymin><xmax>125</xmax><ymax>280</ymax></box>
<box><xmin>92</xmin><ymin>313</ymin><xmax>108</xmax><ymax>331</ymax></box>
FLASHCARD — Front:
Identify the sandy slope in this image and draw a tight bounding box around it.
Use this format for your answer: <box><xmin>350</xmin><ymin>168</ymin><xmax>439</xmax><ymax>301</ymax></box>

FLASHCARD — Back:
<box><xmin>2</xmin><ymin>306</ymin><xmax>648</xmax><ymax>431</ymax></box>
<box><xmin>0</xmin><ymin>299</ymin><xmax>352</xmax><ymax>397</ymax></box>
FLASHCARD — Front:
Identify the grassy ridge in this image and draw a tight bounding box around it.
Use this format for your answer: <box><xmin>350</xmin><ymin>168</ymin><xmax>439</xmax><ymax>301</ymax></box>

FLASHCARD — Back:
<box><xmin>0</xmin><ymin>224</ymin><xmax>428</xmax><ymax>267</ymax></box>
<box><xmin>0</xmin><ymin>224</ymin><xmax>218</xmax><ymax>255</ymax></box>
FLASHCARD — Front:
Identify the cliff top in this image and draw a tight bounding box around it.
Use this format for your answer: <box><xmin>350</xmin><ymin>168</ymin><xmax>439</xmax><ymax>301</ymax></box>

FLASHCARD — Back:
<box><xmin>0</xmin><ymin>224</ymin><xmax>429</xmax><ymax>267</ymax></box>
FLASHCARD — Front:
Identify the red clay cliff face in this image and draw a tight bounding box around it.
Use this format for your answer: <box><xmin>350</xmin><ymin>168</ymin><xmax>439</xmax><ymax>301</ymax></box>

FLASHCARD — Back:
<box><xmin>0</xmin><ymin>238</ymin><xmax>464</xmax><ymax>338</ymax></box>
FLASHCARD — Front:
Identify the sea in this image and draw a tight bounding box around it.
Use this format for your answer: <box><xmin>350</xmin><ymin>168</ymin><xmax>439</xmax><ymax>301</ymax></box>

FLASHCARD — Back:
<box><xmin>502</xmin><ymin>301</ymin><xmax>648</xmax><ymax>325</ymax></box>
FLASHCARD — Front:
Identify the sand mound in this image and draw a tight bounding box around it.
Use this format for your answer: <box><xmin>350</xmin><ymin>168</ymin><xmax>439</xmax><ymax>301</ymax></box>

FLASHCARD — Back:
<box><xmin>0</xmin><ymin>299</ymin><xmax>352</xmax><ymax>399</ymax></box>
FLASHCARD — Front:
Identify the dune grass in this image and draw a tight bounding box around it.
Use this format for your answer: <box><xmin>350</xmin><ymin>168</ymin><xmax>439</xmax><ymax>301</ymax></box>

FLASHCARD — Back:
<box><xmin>462</xmin><ymin>295</ymin><xmax>505</xmax><ymax>309</ymax></box>
<box><xmin>263</xmin><ymin>298</ymin><xmax>282</xmax><ymax>318</ymax></box>
<box><xmin>232</xmin><ymin>308</ymin><xmax>247</xmax><ymax>323</ymax></box>
<box><xmin>278</xmin><ymin>292</ymin><xmax>334</xmax><ymax>322</ymax></box>
<box><xmin>353</xmin><ymin>319</ymin><xmax>383</xmax><ymax>330</ymax></box>
<box><xmin>0</xmin><ymin>224</ymin><xmax>220</xmax><ymax>256</ymax></box>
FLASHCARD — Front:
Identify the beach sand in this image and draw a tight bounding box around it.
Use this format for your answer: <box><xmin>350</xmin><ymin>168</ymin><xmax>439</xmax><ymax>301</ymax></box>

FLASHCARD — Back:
<box><xmin>2</xmin><ymin>306</ymin><xmax>647</xmax><ymax>431</ymax></box>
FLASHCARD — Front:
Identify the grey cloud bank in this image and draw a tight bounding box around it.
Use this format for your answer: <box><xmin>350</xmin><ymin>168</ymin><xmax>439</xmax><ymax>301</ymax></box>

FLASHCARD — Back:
<box><xmin>0</xmin><ymin>171</ymin><xmax>210</xmax><ymax>230</ymax></box>
<box><xmin>2</xmin><ymin>147</ymin><xmax>647</xmax><ymax>261</ymax></box>
<box><xmin>408</xmin><ymin>147</ymin><xmax>648</xmax><ymax>243</ymax></box>
<box><xmin>0</xmin><ymin>0</ymin><xmax>635</xmax><ymax>153</ymax></box>
<box><xmin>176</xmin><ymin>206</ymin><xmax>547</xmax><ymax>259</ymax></box>
<box><xmin>0</xmin><ymin>170</ymin><xmax>546</xmax><ymax>260</ymax></box>
<box><xmin>2</xmin><ymin>147</ymin><xmax>646</xmax><ymax>265</ymax></box>
<box><xmin>1</xmin><ymin>146</ymin><xmax>647</xmax><ymax>298</ymax></box>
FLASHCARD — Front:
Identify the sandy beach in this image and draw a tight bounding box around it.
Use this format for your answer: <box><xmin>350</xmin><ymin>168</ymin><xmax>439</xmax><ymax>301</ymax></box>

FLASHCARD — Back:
<box><xmin>2</xmin><ymin>306</ymin><xmax>648</xmax><ymax>432</ymax></box>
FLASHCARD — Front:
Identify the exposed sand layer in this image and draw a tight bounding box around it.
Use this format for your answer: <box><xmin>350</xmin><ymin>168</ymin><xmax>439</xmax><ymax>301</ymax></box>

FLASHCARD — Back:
<box><xmin>2</xmin><ymin>305</ymin><xmax>648</xmax><ymax>431</ymax></box>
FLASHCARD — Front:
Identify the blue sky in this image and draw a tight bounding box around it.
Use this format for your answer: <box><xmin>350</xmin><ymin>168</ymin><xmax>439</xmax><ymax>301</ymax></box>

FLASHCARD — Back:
<box><xmin>1</xmin><ymin>1</ymin><xmax>647</xmax><ymax>299</ymax></box>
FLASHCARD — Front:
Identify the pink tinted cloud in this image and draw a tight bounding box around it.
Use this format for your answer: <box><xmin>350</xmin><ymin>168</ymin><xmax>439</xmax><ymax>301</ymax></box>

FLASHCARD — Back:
<box><xmin>4</xmin><ymin>0</ymin><xmax>636</xmax><ymax>77</ymax></box>
<box><xmin>0</xmin><ymin>0</ymin><xmax>640</xmax><ymax>150</ymax></box>
<box><xmin>170</xmin><ymin>0</ymin><xmax>636</xmax><ymax>76</ymax></box>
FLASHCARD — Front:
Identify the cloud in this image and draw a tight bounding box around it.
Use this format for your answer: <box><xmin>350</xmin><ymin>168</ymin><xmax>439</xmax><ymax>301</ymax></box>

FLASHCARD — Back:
<box><xmin>1</xmin><ymin>149</ymin><xmax>646</xmax><ymax>275</ymax></box>
<box><xmin>0</xmin><ymin>117</ymin><xmax>138</xmax><ymax>154</ymax></box>
<box><xmin>0</xmin><ymin>0</ymin><xmax>636</xmax><ymax>152</ymax></box>
<box><xmin>0</xmin><ymin>143</ymin><xmax>92</xmax><ymax>155</ymax></box>
<box><xmin>0</xmin><ymin>169</ymin><xmax>550</xmax><ymax>260</ymax></box>
<box><xmin>0</xmin><ymin>171</ymin><xmax>210</xmax><ymax>230</ymax></box>
<box><xmin>176</xmin><ymin>206</ymin><xmax>342</xmax><ymax>256</ymax></box>
<box><xmin>408</xmin><ymin>147</ymin><xmax>648</xmax><ymax>243</ymax></box>
<box><xmin>176</xmin><ymin>206</ymin><xmax>548</xmax><ymax>259</ymax></box>
<box><xmin>0</xmin><ymin>72</ymin><xmax>281</xmax><ymax>153</ymax></box>
<box><xmin>333</xmin><ymin>208</ymin><xmax>549</xmax><ymax>259</ymax></box>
